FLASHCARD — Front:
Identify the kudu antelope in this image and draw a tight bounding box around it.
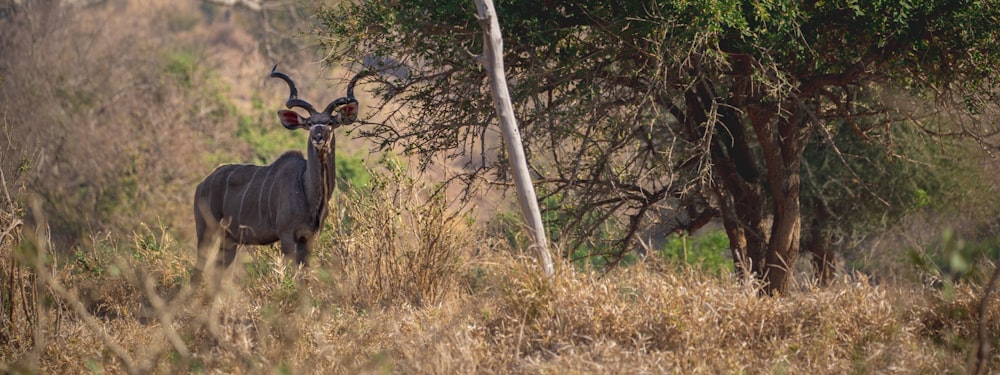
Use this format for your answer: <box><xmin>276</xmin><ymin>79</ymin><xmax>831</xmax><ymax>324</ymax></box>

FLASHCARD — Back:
<box><xmin>193</xmin><ymin>66</ymin><xmax>367</xmax><ymax>281</ymax></box>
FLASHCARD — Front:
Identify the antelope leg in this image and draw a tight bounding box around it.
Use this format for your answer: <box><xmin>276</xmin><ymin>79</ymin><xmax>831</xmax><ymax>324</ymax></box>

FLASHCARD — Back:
<box><xmin>218</xmin><ymin>237</ymin><xmax>238</xmax><ymax>268</ymax></box>
<box><xmin>294</xmin><ymin>238</ymin><xmax>310</xmax><ymax>267</ymax></box>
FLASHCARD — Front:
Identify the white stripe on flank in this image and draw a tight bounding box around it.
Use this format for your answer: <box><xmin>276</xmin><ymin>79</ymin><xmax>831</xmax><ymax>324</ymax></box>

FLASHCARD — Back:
<box><xmin>266</xmin><ymin>167</ymin><xmax>280</xmax><ymax>224</ymax></box>
<box><xmin>238</xmin><ymin>168</ymin><xmax>261</xmax><ymax>227</ymax></box>
<box><xmin>257</xmin><ymin>167</ymin><xmax>274</xmax><ymax>226</ymax></box>
<box><xmin>223</xmin><ymin>167</ymin><xmax>236</xmax><ymax>214</ymax></box>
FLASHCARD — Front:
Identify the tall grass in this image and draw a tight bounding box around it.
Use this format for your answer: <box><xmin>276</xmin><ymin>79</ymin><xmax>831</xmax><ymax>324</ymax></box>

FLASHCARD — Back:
<box><xmin>330</xmin><ymin>164</ymin><xmax>469</xmax><ymax>309</ymax></box>
<box><xmin>2</xmin><ymin>162</ymin><xmax>997</xmax><ymax>373</ymax></box>
<box><xmin>0</xmin><ymin>169</ymin><xmax>35</xmax><ymax>369</ymax></box>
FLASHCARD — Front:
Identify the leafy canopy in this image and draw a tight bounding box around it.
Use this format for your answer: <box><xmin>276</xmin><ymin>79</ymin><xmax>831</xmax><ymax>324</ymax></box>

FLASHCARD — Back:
<box><xmin>318</xmin><ymin>0</ymin><xmax>999</xmax><ymax>267</ymax></box>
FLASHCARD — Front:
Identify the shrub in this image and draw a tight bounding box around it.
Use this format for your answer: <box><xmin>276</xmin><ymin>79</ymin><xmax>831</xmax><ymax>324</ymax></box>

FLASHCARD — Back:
<box><xmin>330</xmin><ymin>160</ymin><xmax>469</xmax><ymax>308</ymax></box>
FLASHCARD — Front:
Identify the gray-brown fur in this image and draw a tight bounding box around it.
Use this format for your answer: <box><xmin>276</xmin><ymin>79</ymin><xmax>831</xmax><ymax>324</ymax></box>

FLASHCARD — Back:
<box><xmin>193</xmin><ymin>66</ymin><xmax>366</xmax><ymax>281</ymax></box>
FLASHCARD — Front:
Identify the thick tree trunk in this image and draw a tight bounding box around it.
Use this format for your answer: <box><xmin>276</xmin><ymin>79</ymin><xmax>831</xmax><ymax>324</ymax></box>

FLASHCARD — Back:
<box><xmin>711</xmin><ymin>98</ymin><xmax>808</xmax><ymax>294</ymax></box>
<box><xmin>758</xmin><ymin>111</ymin><xmax>809</xmax><ymax>295</ymax></box>
<box><xmin>685</xmin><ymin>61</ymin><xmax>810</xmax><ymax>295</ymax></box>
<box><xmin>763</xmin><ymin>195</ymin><xmax>802</xmax><ymax>294</ymax></box>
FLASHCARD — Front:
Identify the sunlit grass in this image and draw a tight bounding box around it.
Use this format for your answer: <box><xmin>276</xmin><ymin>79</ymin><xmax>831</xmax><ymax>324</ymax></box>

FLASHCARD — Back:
<box><xmin>2</xmin><ymin>167</ymin><xmax>997</xmax><ymax>373</ymax></box>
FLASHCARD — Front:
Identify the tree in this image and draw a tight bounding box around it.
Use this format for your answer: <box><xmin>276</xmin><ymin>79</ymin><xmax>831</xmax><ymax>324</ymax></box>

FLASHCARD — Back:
<box><xmin>318</xmin><ymin>0</ymin><xmax>999</xmax><ymax>294</ymax></box>
<box><xmin>800</xmin><ymin>113</ymin><xmax>991</xmax><ymax>284</ymax></box>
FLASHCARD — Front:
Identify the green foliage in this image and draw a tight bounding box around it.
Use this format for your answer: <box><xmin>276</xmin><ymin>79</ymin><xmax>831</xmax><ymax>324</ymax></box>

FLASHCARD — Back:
<box><xmin>242</xmin><ymin>247</ymin><xmax>302</xmax><ymax>303</ymax></box>
<box><xmin>540</xmin><ymin>195</ymin><xmax>629</xmax><ymax>269</ymax></box>
<box><xmin>236</xmin><ymin>113</ymin><xmax>302</xmax><ymax>164</ymax></box>
<box><xmin>130</xmin><ymin>222</ymin><xmax>190</xmax><ymax>287</ymax></box>
<box><xmin>162</xmin><ymin>48</ymin><xmax>201</xmax><ymax>88</ymax></box>
<box><xmin>70</xmin><ymin>241</ymin><xmax>119</xmax><ymax>278</ymax></box>
<box><xmin>487</xmin><ymin>194</ymin><xmax>632</xmax><ymax>270</ymax></box>
<box><xmin>801</xmin><ymin>114</ymin><xmax>995</xmax><ymax>259</ymax></box>
<box><xmin>335</xmin><ymin>153</ymin><xmax>370</xmax><ymax>191</ymax></box>
<box><xmin>659</xmin><ymin>230</ymin><xmax>733</xmax><ymax>276</ymax></box>
<box><xmin>318</xmin><ymin>0</ymin><xmax>1000</xmax><ymax>280</ymax></box>
<box><xmin>61</xmin><ymin>222</ymin><xmax>190</xmax><ymax>289</ymax></box>
<box><xmin>197</xmin><ymin>2</ymin><xmax>219</xmax><ymax>22</ymax></box>
<box><xmin>907</xmin><ymin>228</ymin><xmax>1000</xmax><ymax>292</ymax></box>
<box><xmin>16</xmin><ymin>155</ymin><xmax>31</xmax><ymax>177</ymax></box>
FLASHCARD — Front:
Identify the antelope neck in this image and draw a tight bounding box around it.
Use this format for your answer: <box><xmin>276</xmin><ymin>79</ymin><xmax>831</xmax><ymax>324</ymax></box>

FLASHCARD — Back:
<box><xmin>304</xmin><ymin>135</ymin><xmax>335</xmax><ymax>231</ymax></box>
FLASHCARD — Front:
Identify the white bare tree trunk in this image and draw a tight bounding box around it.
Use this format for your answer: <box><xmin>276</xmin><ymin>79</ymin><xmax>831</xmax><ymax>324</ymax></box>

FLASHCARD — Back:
<box><xmin>472</xmin><ymin>0</ymin><xmax>555</xmax><ymax>278</ymax></box>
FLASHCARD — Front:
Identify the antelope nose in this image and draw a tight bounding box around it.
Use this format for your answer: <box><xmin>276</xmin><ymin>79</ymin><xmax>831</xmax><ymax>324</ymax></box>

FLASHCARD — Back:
<box><xmin>314</xmin><ymin>130</ymin><xmax>329</xmax><ymax>143</ymax></box>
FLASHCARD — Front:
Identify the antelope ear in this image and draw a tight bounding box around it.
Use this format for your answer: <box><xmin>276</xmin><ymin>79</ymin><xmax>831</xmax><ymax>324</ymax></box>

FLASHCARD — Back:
<box><xmin>277</xmin><ymin>109</ymin><xmax>307</xmax><ymax>130</ymax></box>
<box><xmin>340</xmin><ymin>102</ymin><xmax>359</xmax><ymax>123</ymax></box>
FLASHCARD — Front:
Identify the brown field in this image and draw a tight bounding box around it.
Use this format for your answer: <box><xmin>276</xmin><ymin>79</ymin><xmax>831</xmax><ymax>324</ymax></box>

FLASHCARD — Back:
<box><xmin>1</xmin><ymin>1</ymin><xmax>998</xmax><ymax>374</ymax></box>
<box><xmin>1</xmin><ymin>180</ymin><xmax>997</xmax><ymax>373</ymax></box>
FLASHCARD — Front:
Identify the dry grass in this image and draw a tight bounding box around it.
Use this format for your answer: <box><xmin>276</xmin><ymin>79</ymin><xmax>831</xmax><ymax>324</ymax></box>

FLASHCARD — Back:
<box><xmin>0</xmin><ymin>169</ymin><xmax>34</xmax><ymax>368</ymax></box>
<box><xmin>1</xmin><ymin>165</ymin><xmax>998</xmax><ymax>373</ymax></box>
<box><xmin>329</xmin><ymin>166</ymin><xmax>469</xmax><ymax>310</ymax></box>
<box><xmin>484</xmin><ymin>259</ymin><xmax>999</xmax><ymax>374</ymax></box>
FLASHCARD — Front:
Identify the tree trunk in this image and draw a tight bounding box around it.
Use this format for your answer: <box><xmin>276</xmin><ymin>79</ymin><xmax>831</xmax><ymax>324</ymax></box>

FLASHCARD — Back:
<box><xmin>709</xmin><ymin>95</ymin><xmax>808</xmax><ymax>295</ymax></box>
<box><xmin>713</xmin><ymin>170</ymin><xmax>766</xmax><ymax>280</ymax></box>
<box><xmin>473</xmin><ymin>0</ymin><xmax>555</xmax><ymax>278</ymax></box>
<box><xmin>690</xmin><ymin>72</ymin><xmax>771</xmax><ymax>284</ymax></box>
<box><xmin>757</xmin><ymin>110</ymin><xmax>809</xmax><ymax>295</ymax></box>
<box><xmin>683</xmin><ymin>60</ymin><xmax>811</xmax><ymax>295</ymax></box>
<box><xmin>763</xmin><ymin>194</ymin><xmax>802</xmax><ymax>294</ymax></box>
